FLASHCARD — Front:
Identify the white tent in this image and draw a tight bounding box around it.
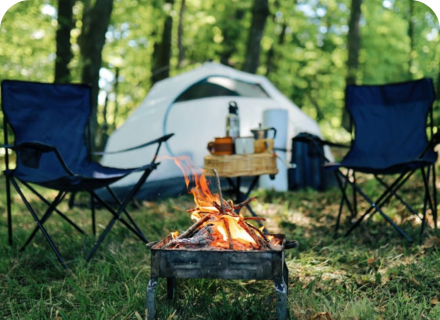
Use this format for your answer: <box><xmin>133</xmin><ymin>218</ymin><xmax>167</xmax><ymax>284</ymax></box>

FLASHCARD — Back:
<box><xmin>101</xmin><ymin>62</ymin><xmax>332</xmax><ymax>198</ymax></box>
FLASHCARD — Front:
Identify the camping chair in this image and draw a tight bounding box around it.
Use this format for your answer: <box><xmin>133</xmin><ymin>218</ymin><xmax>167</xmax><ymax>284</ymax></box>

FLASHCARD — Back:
<box><xmin>1</xmin><ymin>80</ymin><xmax>174</xmax><ymax>268</ymax></box>
<box><xmin>296</xmin><ymin>78</ymin><xmax>438</xmax><ymax>242</ymax></box>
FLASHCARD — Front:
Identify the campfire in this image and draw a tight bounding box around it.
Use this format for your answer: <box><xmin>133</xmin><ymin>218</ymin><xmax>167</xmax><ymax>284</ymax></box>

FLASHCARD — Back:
<box><xmin>164</xmin><ymin>156</ymin><xmax>281</xmax><ymax>251</ymax></box>
<box><xmin>146</xmin><ymin>156</ymin><xmax>298</xmax><ymax>320</ymax></box>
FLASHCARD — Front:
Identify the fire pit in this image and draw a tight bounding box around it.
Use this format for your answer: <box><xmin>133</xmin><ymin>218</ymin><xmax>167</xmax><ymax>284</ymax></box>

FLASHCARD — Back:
<box><xmin>146</xmin><ymin>157</ymin><xmax>299</xmax><ymax>320</ymax></box>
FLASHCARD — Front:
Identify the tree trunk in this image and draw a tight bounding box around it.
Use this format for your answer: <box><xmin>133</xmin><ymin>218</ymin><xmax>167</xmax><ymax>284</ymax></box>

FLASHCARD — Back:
<box><xmin>79</xmin><ymin>0</ymin><xmax>114</xmax><ymax>150</ymax></box>
<box><xmin>54</xmin><ymin>0</ymin><xmax>75</xmax><ymax>83</ymax></box>
<box><xmin>151</xmin><ymin>0</ymin><xmax>175</xmax><ymax>84</ymax></box>
<box><xmin>243</xmin><ymin>0</ymin><xmax>269</xmax><ymax>74</ymax></box>
<box><xmin>408</xmin><ymin>0</ymin><xmax>415</xmax><ymax>77</ymax></box>
<box><xmin>342</xmin><ymin>0</ymin><xmax>362</xmax><ymax>131</ymax></box>
<box><xmin>177</xmin><ymin>0</ymin><xmax>185</xmax><ymax>68</ymax></box>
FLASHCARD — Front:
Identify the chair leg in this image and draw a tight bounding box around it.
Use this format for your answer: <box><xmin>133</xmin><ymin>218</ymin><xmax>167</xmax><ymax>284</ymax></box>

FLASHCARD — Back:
<box><xmin>86</xmin><ymin>168</ymin><xmax>154</xmax><ymax>262</ymax></box>
<box><xmin>20</xmin><ymin>191</ymin><xmax>66</xmax><ymax>251</ymax></box>
<box><xmin>352</xmin><ymin>171</ymin><xmax>357</xmax><ymax>218</ymax></box>
<box><xmin>432</xmin><ymin>165</ymin><xmax>438</xmax><ymax>230</ymax></box>
<box><xmin>21</xmin><ymin>181</ymin><xmax>86</xmax><ymax>235</ymax></box>
<box><xmin>334</xmin><ymin>170</ymin><xmax>356</xmax><ymax>233</ymax></box>
<box><xmin>421</xmin><ymin>167</ymin><xmax>434</xmax><ymax>237</ymax></box>
<box><xmin>91</xmin><ymin>193</ymin><xmax>96</xmax><ymax>236</ymax></box>
<box><xmin>375</xmin><ymin>175</ymin><xmax>420</xmax><ymax>219</ymax></box>
<box><xmin>6</xmin><ymin>175</ymin><xmax>13</xmax><ymax>246</ymax></box>
<box><xmin>9</xmin><ymin>178</ymin><xmax>68</xmax><ymax>269</ymax></box>
<box><xmin>337</xmin><ymin>170</ymin><xmax>413</xmax><ymax>242</ymax></box>
<box><xmin>105</xmin><ymin>186</ymin><xmax>145</xmax><ymax>237</ymax></box>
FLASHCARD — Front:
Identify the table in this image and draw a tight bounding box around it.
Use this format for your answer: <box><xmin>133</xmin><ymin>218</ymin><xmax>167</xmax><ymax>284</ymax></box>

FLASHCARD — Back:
<box><xmin>203</xmin><ymin>153</ymin><xmax>278</xmax><ymax>223</ymax></box>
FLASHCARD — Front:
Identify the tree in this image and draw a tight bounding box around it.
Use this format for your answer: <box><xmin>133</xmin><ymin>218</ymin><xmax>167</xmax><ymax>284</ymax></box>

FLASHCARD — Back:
<box><xmin>243</xmin><ymin>0</ymin><xmax>269</xmax><ymax>74</ymax></box>
<box><xmin>177</xmin><ymin>0</ymin><xmax>186</xmax><ymax>68</ymax></box>
<box><xmin>151</xmin><ymin>0</ymin><xmax>175</xmax><ymax>84</ymax></box>
<box><xmin>343</xmin><ymin>0</ymin><xmax>362</xmax><ymax>131</ymax></box>
<box><xmin>78</xmin><ymin>0</ymin><xmax>114</xmax><ymax>149</ymax></box>
<box><xmin>54</xmin><ymin>0</ymin><xmax>75</xmax><ymax>83</ymax></box>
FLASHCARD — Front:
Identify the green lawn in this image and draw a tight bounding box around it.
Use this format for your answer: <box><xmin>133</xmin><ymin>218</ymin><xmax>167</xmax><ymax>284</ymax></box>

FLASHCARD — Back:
<box><xmin>1</xmin><ymin>173</ymin><xmax>440</xmax><ymax>320</ymax></box>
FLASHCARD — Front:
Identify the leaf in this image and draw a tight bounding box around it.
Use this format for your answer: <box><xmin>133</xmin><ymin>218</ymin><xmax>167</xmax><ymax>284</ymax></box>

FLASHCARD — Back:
<box><xmin>431</xmin><ymin>296</ymin><xmax>439</xmax><ymax>305</ymax></box>
<box><xmin>410</xmin><ymin>276</ymin><xmax>421</xmax><ymax>287</ymax></box>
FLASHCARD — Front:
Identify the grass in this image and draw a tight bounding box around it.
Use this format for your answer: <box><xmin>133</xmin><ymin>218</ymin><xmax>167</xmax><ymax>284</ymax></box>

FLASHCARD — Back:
<box><xmin>1</xmin><ymin>172</ymin><xmax>440</xmax><ymax>320</ymax></box>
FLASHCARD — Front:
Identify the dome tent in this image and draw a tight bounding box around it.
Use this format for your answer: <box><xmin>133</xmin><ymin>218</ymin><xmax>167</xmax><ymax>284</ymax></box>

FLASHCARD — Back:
<box><xmin>101</xmin><ymin>62</ymin><xmax>331</xmax><ymax>199</ymax></box>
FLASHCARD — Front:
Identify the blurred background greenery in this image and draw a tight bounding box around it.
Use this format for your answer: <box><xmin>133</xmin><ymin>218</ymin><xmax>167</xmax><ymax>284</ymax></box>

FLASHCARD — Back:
<box><xmin>0</xmin><ymin>0</ymin><xmax>439</xmax><ymax>149</ymax></box>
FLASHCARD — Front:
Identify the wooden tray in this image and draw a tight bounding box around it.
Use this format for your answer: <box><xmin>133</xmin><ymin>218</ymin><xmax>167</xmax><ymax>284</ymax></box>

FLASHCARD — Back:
<box><xmin>204</xmin><ymin>153</ymin><xmax>278</xmax><ymax>178</ymax></box>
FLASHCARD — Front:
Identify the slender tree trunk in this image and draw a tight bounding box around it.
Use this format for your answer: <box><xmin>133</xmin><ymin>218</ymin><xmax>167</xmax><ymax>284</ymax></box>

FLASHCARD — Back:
<box><xmin>243</xmin><ymin>0</ymin><xmax>269</xmax><ymax>74</ymax></box>
<box><xmin>342</xmin><ymin>0</ymin><xmax>362</xmax><ymax>131</ymax></box>
<box><xmin>79</xmin><ymin>0</ymin><xmax>114</xmax><ymax>150</ymax></box>
<box><xmin>151</xmin><ymin>0</ymin><xmax>175</xmax><ymax>84</ymax></box>
<box><xmin>408</xmin><ymin>0</ymin><xmax>415</xmax><ymax>77</ymax></box>
<box><xmin>177</xmin><ymin>0</ymin><xmax>185</xmax><ymax>68</ymax></box>
<box><xmin>54</xmin><ymin>0</ymin><xmax>75</xmax><ymax>83</ymax></box>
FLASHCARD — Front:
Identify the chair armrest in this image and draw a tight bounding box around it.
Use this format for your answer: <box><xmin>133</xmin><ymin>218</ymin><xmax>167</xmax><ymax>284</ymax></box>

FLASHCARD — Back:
<box><xmin>92</xmin><ymin>133</ymin><xmax>175</xmax><ymax>156</ymax></box>
<box><xmin>1</xmin><ymin>144</ymin><xmax>14</xmax><ymax>149</ymax></box>
<box><xmin>12</xmin><ymin>142</ymin><xmax>76</xmax><ymax>176</ymax></box>
<box><xmin>293</xmin><ymin>132</ymin><xmax>349</xmax><ymax>149</ymax></box>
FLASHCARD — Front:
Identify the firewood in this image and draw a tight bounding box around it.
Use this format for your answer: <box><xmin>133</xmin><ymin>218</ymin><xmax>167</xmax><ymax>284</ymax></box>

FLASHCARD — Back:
<box><xmin>212</xmin><ymin>201</ymin><xmax>238</xmax><ymax>217</ymax></box>
<box><xmin>163</xmin><ymin>214</ymin><xmax>212</xmax><ymax>249</ymax></box>
<box><xmin>246</xmin><ymin>223</ymin><xmax>276</xmax><ymax>251</ymax></box>
<box><xmin>222</xmin><ymin>217</ymin><xmax>234</xmax><ymax>250</ymax></box>
<box><xmin>212</xmin><ymin>168</ymin><xmax>225</xmax><ymax>213</ymax></box>
<box><xmin>233</xmin><ymin>196</ymin><xmax>257</xmax><ymax>211</ymax></box>
<box><xmin>237</xmin><ymin>218</ymin><xmax>267</xmax><ymax>250</ymax></box>
<box><xmin>243</xmin><ymin>217</ymin><xmax>266</xmax><ymax>221</ymax></box>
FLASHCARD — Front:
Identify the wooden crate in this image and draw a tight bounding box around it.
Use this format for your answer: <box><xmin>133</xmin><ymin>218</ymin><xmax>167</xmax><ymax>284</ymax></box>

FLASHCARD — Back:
<box><xmin>204</xmin><ymin>153</ymin><xmax>278</xmax><ymax>177</ymax></box>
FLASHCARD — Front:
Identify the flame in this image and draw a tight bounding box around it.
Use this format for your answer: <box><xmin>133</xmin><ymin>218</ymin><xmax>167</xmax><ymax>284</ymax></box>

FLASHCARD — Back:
<box><xmin>170</xmin><ymin>231</ymin><xmax>179</xmax><ymax>239</ymax></box>
<box><xmin>167</xmin><ymin>156</ymin><xmax>220</xmax><ymax>218</ymax></box>
<box><xmin>166</xmin><ymin>156</ymin><xmax>261</xmax><ymax>250</ymax></box>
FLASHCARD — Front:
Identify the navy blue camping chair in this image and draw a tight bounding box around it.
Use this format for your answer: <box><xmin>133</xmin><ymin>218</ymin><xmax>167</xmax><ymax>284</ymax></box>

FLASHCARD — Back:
<box><xmin>1</xmin><ymin>80</ymin><xmax>173</xmax><ymax>268</ymax></box>
<box><xmin>297</xmin><ymin>78</ymin><xmax>438</xmax><ymax>241</ymax></box>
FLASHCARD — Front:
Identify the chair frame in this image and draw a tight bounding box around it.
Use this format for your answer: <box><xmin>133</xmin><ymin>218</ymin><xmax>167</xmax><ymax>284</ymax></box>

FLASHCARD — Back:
<box><xmin>2</xmin><ymin>80</ymin><xmax>173</xmax><ymax>268</ymax></box>
<box><xmin>296</xmin><ymin>80</ymin><xmax>438</xmax><ymax>242</ymax></box>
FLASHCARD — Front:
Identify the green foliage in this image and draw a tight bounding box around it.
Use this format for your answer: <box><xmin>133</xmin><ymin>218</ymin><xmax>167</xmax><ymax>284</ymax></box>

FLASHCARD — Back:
<box><xmin>0</xmin><ymin>0</ymin><xmax>439</xmax><ymax>139</ymax></box>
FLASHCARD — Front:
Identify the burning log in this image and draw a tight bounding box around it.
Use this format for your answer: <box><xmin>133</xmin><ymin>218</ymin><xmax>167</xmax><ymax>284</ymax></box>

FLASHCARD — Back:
<box><xmin>163</xmin><ymin>214</ymin><xmax>212</xmax><ymax>249</ymax></box>
<box><xmin>233</xmin><ymin>196</ymin><xmax>258</xmax><ymax>211</ymax></box>
<box><xmin>165</xmin><ymin>157</ymin><xmax>275</xmax><ymax>251</ymax></box>
<box><xmin>222</xmin><ymin>217</ymin><xmax>234</xmax><ymax>250</ymax></box>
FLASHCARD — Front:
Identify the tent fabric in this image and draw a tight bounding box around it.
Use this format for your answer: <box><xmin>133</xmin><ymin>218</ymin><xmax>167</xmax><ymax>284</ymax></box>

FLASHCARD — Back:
<box><xmin>102</xmin><ymin>62</ymin><xmax>331</xmax><ymax>197</ymax></box>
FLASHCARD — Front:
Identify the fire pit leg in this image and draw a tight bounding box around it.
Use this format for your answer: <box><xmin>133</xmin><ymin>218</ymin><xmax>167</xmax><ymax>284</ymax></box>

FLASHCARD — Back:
<box><xmin>146</xmin><ymin>276</ymin><xmax>158</xmax><ymax>320</ymax></box>
<box><xmin>274</xmin><ymin>276</ymin><xmax>288</xmax><ymax>320</ymax></box>
<box><xmin>167</xmin><ymin>277</ymin><xmax>177</xmax><ymax>300</ymax></box>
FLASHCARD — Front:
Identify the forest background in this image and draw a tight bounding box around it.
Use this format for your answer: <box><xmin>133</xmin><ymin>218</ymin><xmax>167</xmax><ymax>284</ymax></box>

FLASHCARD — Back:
<box><xmin>0</xmin><ymin>0</ymin><xmax>439</xmax><ymax>150</ymax></box>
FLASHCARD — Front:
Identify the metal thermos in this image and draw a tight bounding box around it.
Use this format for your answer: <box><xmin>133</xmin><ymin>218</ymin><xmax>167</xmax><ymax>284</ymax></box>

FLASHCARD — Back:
<box><xmin>226</xmin><ymin>101</ymin><xmax>240</xmax><ymax>140</ymax></box>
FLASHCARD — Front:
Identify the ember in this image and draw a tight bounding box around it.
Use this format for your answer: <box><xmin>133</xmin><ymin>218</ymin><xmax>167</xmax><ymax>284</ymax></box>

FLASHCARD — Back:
<box><xmin>166</xmin><ymin>156</ymin><xmax>279</xmax><ymax>251</ymax></box>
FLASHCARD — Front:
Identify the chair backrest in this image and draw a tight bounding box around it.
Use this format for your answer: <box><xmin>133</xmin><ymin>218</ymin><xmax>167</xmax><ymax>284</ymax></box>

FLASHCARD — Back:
<box><xmin>343</xmin><ymin>78</ymin><xmax>436</xmax><ymax>169</ymax></box>
<box><xmin>1</xmin><ymin>80</ymin><xmax>92</xmax><ymax>179</ymax></box>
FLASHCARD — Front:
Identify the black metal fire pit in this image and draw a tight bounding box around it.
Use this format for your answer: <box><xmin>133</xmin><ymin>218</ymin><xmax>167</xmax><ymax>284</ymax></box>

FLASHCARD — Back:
<box><xmin>146</xmin><ymin>234</ymin><xmax>298</xmax><ymax>320</ymax></box>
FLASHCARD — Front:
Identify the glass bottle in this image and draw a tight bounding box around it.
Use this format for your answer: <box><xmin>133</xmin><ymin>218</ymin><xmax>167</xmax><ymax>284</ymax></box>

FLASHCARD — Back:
<box><xmin>225</xmin><ymin>101</ymin><xmax>240</xmax><ymax>140</ymax></box>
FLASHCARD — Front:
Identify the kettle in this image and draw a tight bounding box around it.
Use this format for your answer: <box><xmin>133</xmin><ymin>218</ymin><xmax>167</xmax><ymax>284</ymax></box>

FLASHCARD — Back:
<box><xmin>250</xmin><ymin>123</ymin><xmax>277</xmax><ymax>140</ymax></box>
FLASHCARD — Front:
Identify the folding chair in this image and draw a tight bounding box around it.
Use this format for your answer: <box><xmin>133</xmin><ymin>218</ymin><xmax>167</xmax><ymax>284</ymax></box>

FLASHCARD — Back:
<box><xmin>297</xmin><ymin>78</ymin><xmax>438</xmax><ymax>242</ymax></box>
<box><xmin>1</xmin><ymin>80</ymin><xmax>174</xmax><ymax>268</ymax></box>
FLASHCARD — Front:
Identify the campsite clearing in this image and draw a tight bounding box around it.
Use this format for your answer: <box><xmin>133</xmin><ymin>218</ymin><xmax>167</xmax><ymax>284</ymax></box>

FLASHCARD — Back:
<box><xmin>1</xmin><ymin>172</ymin><xmax>440</xmax><ymax>319</ymax></box>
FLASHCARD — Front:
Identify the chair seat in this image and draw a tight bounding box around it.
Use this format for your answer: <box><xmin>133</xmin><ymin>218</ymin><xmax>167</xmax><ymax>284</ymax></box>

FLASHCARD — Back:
<box><xmin>325</xmin><ymin>149</ymin><xmax>437</xmax><ymax>175</ymax></box>
<box><xmin>8</xmin><ymin>162</ymin><xmax>156</xmax><ymax>192</ymax></box>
